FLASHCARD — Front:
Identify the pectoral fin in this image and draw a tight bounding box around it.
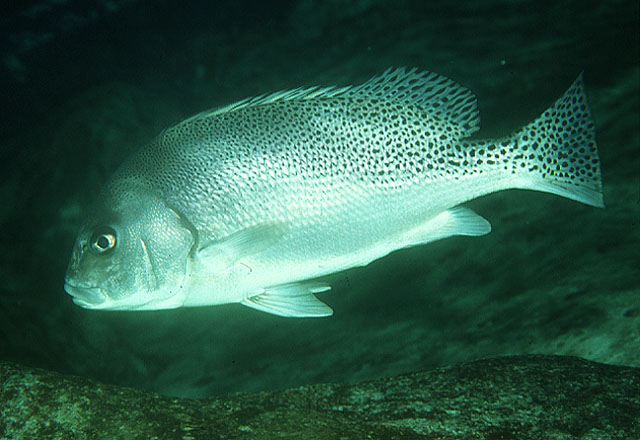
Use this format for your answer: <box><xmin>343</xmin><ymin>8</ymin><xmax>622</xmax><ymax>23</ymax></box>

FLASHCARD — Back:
<box><xmin>196</xmin><ymin>222</ymin><xmax>287</xmax><ymax>272</ymax></box>
<box><xmin>241</xmin><ymin>282</ymin><xmax>333</xmax><ymax>318</ymax></box>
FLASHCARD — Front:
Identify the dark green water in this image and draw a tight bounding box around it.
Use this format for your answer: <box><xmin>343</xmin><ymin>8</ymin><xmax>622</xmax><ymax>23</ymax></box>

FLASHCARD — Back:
<box><xmin>1</xmin><ymin>0</ymin><xmax>638</xmax><ymax>398</ymax></box>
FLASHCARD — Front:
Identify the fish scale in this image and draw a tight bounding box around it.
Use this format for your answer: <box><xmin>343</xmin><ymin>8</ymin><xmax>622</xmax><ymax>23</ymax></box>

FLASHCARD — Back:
<box><xmin>65</xmin><ymin>68</ymin><xmax>603</xmax><ymax>316</ymax></box>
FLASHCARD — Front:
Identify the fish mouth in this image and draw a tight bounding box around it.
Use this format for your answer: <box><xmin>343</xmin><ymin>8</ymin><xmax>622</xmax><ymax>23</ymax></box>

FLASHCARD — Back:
<box><xmin>64</xmin><ymin>283</ymin><xmax>106</xmax><ymax>307</ymax></box>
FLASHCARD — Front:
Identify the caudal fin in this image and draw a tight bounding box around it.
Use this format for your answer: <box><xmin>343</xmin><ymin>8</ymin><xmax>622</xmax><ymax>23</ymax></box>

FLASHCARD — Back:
<box><xmin>513</xmin><ymin>73</ymin><xmax>604</xmax><ymax>208</ymax></box>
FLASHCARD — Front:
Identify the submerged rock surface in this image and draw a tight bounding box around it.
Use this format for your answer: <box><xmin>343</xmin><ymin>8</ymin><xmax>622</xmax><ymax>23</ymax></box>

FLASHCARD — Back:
<box><xmin>2</xmin><ymin>355</ymin><xmax>638</xmax><ymax>439</ymax></box>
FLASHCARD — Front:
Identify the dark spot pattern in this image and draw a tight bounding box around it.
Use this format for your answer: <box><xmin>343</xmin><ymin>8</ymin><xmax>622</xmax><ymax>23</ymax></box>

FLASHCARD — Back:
<box><xmin>457</xmin><ymin>74</ymin><xmax>601</xmax><ymax>203</ymax></box>
<box><xmin>106</xmin><ymin>69</ymin><xmax>602</xmax><ymax>243</ymax></box>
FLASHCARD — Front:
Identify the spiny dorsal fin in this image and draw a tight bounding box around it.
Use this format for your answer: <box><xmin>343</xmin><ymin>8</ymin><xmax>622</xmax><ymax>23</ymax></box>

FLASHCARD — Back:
<box><xmin>183</xmin><ymin>68</ymin><xmax>480</xmax><ymax>136</ymax></box>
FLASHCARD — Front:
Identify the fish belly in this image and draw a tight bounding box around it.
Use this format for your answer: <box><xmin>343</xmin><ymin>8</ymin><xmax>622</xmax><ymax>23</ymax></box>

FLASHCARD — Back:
<box><xmin>232</xmin><ymin>173</ymin><xmax>503</xmax><ymax>294</ymax></box>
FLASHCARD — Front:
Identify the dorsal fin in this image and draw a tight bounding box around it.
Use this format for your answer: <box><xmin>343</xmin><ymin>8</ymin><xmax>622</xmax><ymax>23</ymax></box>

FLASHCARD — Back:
<box><xmin>180</xmin><ymin>84</ymin><xmax>350</xmax><ymax>124</ymax></box>
<box><xmin>345</xmin><ymin>67</ymin><xmax>480</xmax><ymax>135</ymax></box>
<box><xmin>183</xmin><ymin>68</ymin><xmax>480</xmax><ymax>136</ymax></box>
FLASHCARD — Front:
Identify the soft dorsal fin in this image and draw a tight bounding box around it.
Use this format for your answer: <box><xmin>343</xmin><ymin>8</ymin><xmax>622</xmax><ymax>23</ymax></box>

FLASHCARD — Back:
<box><xmin>182</xmin><ymin>68</ymin><xmax>479</xmax><ymax>136</ymax></box>
<box><xmin>345</xmin><ymin>67</ymin><xmax>480</xmax><ymax>135</ymax></box>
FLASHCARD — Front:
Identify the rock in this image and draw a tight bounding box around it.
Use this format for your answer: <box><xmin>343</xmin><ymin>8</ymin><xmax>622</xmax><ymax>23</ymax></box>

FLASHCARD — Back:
<box><xmin>2</xmin><ymin>355</ymin><xmax>638</xmax><ymax>439</ymax></box>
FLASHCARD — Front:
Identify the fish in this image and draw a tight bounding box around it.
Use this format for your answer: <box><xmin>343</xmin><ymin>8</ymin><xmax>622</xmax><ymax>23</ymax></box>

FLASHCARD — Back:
<box><xmin>64</xmin><ymin>67</ymin><xmax>604</xmax><ymax>317</ymax></box>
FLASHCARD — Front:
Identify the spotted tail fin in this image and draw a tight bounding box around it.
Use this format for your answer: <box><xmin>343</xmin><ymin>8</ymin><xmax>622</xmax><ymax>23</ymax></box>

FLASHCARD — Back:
<box><xmin>513</xmin><ymin>73</ymin><xmax>604</xmax><ymax>208</ymax></box>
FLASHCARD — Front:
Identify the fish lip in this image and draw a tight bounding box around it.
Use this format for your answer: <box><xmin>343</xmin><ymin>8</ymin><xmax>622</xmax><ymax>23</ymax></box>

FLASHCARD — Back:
<box><xmin>64</xmin><ymin>282</ymin><xmax>106</xmax><ymax>307</ymax></box>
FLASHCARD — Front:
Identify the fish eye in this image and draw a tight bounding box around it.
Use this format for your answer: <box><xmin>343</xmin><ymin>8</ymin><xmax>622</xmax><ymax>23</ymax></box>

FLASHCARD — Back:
<box><xmin>90</xmin><ymin>226</ymin><xmax>117</xmax><ymax>254</ymax></box>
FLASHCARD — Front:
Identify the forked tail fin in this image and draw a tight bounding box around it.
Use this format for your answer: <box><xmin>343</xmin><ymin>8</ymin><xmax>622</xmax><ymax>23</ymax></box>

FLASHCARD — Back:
<box><xmin>513</xmin><ymin>73</ymin><xmax>604</xmax><ymax>208</ymax></box>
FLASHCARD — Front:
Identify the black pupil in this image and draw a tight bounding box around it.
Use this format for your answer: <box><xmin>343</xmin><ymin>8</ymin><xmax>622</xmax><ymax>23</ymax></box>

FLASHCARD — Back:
<box><xmin>90</xmin><ymin>227</ymin><xmax>116</xmax><ymax>254</ymax></box>
<box><xmin>97</xmin><ymin>235</ymin><xmax>110</xmax><ymax>249</ymax></box>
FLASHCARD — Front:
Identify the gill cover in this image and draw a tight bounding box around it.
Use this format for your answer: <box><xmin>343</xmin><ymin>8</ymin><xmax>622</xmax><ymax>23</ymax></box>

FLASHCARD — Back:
<box><xmin>65</xmin><ymin>182</ymin><xmax>195</xmax><ymax>310</ymax></box>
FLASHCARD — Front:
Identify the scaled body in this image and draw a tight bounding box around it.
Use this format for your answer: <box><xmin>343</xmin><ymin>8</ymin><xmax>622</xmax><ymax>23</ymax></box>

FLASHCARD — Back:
<box><xmin>64</xmin><ymin>68</ymin><xmax>603</xmax><ymax>316</ymax></box>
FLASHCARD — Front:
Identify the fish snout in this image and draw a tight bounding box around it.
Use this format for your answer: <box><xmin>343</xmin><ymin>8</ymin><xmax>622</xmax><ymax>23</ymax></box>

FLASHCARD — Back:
<box><xmin>64</xmin><ymin>283</ymin><xmax>106</xmax><ymax>307</ymax></box>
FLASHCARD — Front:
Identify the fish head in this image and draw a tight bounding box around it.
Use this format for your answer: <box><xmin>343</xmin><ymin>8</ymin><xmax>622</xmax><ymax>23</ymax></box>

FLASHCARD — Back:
<box><xmin>64</xmin><ymin>182</ymin><xmax>195</xmax><ymax>311</ymax></box>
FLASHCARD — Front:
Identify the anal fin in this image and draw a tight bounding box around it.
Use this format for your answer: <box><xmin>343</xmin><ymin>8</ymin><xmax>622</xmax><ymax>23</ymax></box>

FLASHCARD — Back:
<box><xmin>400</xmin><ymin>206</ymin><xmax>491</xmax><ymax>248</ymax></box>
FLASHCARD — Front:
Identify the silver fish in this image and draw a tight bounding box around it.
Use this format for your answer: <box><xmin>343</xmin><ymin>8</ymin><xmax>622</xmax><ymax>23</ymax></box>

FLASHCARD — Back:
<box><xmin>64</xmin><ymin>68</ymin><xmax>603</xmax><ymax>317</ymax></box>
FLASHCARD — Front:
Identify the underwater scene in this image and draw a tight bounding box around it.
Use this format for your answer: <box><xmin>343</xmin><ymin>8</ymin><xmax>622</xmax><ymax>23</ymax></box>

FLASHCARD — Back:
<box><xmin>1</xmin><ymin>0</ymin><xmax>639</xmax><ymax>438</ymax></box>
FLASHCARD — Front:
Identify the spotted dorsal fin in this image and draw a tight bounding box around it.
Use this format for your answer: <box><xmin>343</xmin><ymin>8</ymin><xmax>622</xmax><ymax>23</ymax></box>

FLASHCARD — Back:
<box><xmin>182</xmin><ymin>68</ymin><xmax>479</xmax><ymax>137</ymax></box>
